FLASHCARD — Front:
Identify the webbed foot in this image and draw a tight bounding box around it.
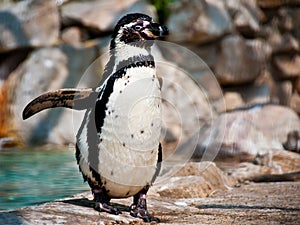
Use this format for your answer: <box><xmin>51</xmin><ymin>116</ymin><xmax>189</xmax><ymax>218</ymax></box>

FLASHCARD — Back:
<box><xmin>93</xmin><ymin>189</ymin><xmax>121</xmax><ymax>215</ymax></box>
<box><xmin>94</xmin><ymin>202</ymin><xmax>121</xmax><ymax>215</ymax></box>
<box><xmin>130</xmin><ymin>192</ymin><xmax>160</xmax><ymax>223</ymax></box>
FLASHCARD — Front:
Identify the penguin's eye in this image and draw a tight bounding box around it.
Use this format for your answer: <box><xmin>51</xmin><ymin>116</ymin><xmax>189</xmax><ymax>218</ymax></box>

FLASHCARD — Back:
<box><xmin>134</xmin><ymin>25</ymin><xmax>143</xmax><ymax>31</ymax></box>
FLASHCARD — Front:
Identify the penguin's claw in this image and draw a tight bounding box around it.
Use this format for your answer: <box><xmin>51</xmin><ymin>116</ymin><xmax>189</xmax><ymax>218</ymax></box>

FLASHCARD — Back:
<box><xmin>93</xmin><ymin>190</ymin><xmax>121</xmax><ymax>215</ymax></box>
<box><xmin>130</xmin><ymin>204</ymin><xmax>160</xmax><ymax>222</ymax></box>
<box><xmin>130</xmin><ymin>192</ymin><xmax>160</xmax><ymax>223</ymax></box>
<box><xmin>94</xmin><ymin>202</ymin><xmax>121</xmax><ymax>215</ymax></box>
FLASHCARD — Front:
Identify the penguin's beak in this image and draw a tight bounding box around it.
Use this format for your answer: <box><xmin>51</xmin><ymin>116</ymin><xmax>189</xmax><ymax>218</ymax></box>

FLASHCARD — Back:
<box><xmin>143</xmin><ymin>22</ymin><xmax>169</xmax><ymax>39</ymax></box>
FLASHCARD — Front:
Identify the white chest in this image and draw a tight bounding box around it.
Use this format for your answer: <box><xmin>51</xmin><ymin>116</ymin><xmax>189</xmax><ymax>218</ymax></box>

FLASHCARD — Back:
<box><xmin>97</xmin><ymin>66</ymin><xmax>162</xmax><ymax>197</ymax></box>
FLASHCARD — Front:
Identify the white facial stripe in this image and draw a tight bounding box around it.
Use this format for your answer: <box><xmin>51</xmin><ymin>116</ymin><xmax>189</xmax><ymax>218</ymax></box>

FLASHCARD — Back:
<box><xmin>123</xmin><ymin>20</ymin><xmax>151</xmax><ymax>30</ymax></box>
<box><xmin>143</xmin><ymin>21</ymin><xmax>150</xmax><ymax>27</ymax></box>
<box><xmin>124</xmin><ymin>21</ymin><xmax>139</xmax><ymax>29</ymax></box>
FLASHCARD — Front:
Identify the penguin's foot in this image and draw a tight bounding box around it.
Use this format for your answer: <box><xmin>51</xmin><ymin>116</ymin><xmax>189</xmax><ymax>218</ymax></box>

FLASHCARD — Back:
<box><xmin>130</xmin><ymin>193</ymin><xmax>160</xmax><ymax>223</ymax></box>
<box><xmin>94</xmin><ymin>202</ymin><xmax>121</xmax><ymax>215</ymax></box>
<box><xmin>93</xmin><ymin>189</ymin><xmax>121</xmax><ymax>215</ymax></box>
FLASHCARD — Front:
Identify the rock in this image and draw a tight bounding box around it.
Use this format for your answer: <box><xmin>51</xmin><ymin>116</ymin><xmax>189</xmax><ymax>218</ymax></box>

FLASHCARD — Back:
<box><xmin>296</xmin><ymin>78</ymin><xmax>300</xmax><ymax>93</ymax></box>
<box><xmin>156</xmin><ymin>41</ymin><xmax>225</xmax><ymax>111</ymax></box>
<box><xmin>250</xmin><ymin>171</ymin><xmax>300</xmax><ymax>182</ymax></box>
<box><xmin>252</xmin><ymin>105</ymin><xmax>300</xmax><ymax>143</ymax></box>
<box><xmin>0</xmin><ymin>0</ymin><xmax>13</xmax><ymax>7</ymax></box>
<box><xmin>155</xmin><ymin>176</ymin><xmax>220</xmax><ymax>198</ymax></box>
<box><xmin>151</xmin><ymin>42</ymin><xmax>223</xmax><ymax>160</ymax></box>
<box><xmin>0</xmin><ymin>49</ymin><xmax>31</xmax><ymax>88</ymax></box>
<box><xmin>0</xmin><ymin>44</ymin><xmax>98</xmax><ymax>146</ymax></box>
<box><xmin>276</xmin><ymin>81</ymin><xmax>293</xmax><ymax>107</ymax></box>
<box><xmin>61</xmin><ymin>0</ymin><xmax>156</xmax><ymax>33</ymax></box>
<box><xmin>283</xmin><ymin>130</ymin><xmax>300</xmax><ymax>153</ymax></box>
<box><xmin>272</xmin><ymin>148</ymin><xmax>300</xmax><ymax>171</ymax></box>
<box><xmin>2</xmin><ymin>181</ymin><xmax>300</xmax><ymax>224</ymax></box>
<box><xmin>276</xmin><ymin>8</ymin><xmax>294</xmax><ymax>32</ymax></box>
<box><xmin>227</xmin><ymin>149</ymin><xmax>300</xmax><ymax>182</ymax></box>
<box><xmin>227</xmin><ymin>162</ymin><xmax>277</xmax><ymax>182</ymax></box>
<box><xmin>188</xmin><ymin>42</ymin><xmax>218</xmax><ymax>68</ymax></box>
<box><xmin>0</xmin><ymin>0</ymin><xmax>59</xmax><ymax>51</ymax></box>
<box><xmin>166</xmin><ymin>0</ymin><xmax>233</xmax><ymax>44</ymax></box>
<box><xmin>61</xmin><ymin>27</ymin><xmax>88</xmax><ymax>45</ymax></box>
<box><xmin>267</xmin><ymin>29</ymin><xmax>299</xmax><ymax>54</ymax></box>
<box><xmin>0</xmin><ymin>137</ymin><xmax>15</xmax><ymax>149</ymax></box>
<box><xmin>214</xmin><ymin>35</ymin><xmax>270</xmax><ymax>85</ymax></box>
<box><xmin>289</xmin><ymin>8</ymin><xmax>300</xmax><ymax>42</ymax></box>
<box><xmin>224</xmin><ymin>92</ymin><xmax>245</xmax><ymax>111</ymax></box>
<box><xmin>158</xmin><ymin>58</ymin><xmax>214</xmax><ymax>155</ymax></box>
<box><xmin>152</xmin><ymin>162</ymin><xmax>233</xmax><ymax>199</ymax></box>
<box><xmin>226</xmin><ymin>0</ymin><xmax>261</xmax><ymax>37</ymax></box>
<box><xmin>224</xmin><ymin>84</ymin><xmax>272</xmax><ymax>111</ymax></box>
<box><xmin>273</xmin><ymin>54</ymin><xmax>300</xmax><ymax>79</ymax></box>
<box><xmin>175</xmin><ymin>161</ymin><xmax>235</xmax><ymax>185</ymax></box>
<box><xmin>239</xmin><ymin>85</ymin><xmax>271</xmax><ymax>106</ymax></box>
<box><xmin>290</xmin><ymin>91</ymin><xmax>300</xmax><ymax>115</ymax></box>
<box><xmin>255</xmin><ymin>70</ymin><xmax>297</xmax><ymax>106</ymax></box>
<box><xmin>255</xmin><ymin>69</ymin><xmax>277</xmax><ymax>98</ymax></box>
<box><xmin>196</xmin><ymin>105</ymin><xmax>300</xmax><ymax>162</ymax></box>
<box><xmin>257</xmin><ymin>0</ymin><xmax>300</xmax><ymax>8</ymax></box>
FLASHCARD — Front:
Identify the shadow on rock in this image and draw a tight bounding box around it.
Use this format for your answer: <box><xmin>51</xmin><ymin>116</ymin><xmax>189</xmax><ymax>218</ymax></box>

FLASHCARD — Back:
<box><xmin>60</xmin><ymin>198</ymin><xmax>130</xmax><ymax>212</ymax></box>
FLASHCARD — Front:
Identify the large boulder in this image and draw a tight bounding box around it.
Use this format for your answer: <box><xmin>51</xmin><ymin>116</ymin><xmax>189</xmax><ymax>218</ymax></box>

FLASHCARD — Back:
<box><xmin>166</xmin><ymin>0</ymin><xmax>233</xmax><ymax>44</ymax></box>
<box><xmin>0</xmin><ymin>0</ymin><xmax>60</xmax><ymax>51</ymax></box>
<box><xmin>196</xmin><ymin>105</ymin><xmax>300</xmax><ymax>162</ymax></box>
<box><xmin>214</xmin><ymin>35</ymin><xmax>271</xmax><ymax>85</ymax></box>
<box><xmin>153</xmin><ymin>161</ymin><xmax>234</xmax><ymax>198</ymax></box>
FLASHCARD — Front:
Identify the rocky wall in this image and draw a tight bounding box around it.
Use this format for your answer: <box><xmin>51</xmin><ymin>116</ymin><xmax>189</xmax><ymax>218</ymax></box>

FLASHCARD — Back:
<box><xmin>0</xmin><ymin>0</ymin><xmax>299</xmax><ymax>166</ymax></box>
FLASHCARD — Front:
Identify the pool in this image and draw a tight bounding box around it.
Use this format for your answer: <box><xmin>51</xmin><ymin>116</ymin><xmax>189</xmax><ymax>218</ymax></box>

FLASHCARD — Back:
<box><xmin>0</xmin><ymin>147</ymin><xmax>89</xmax><ymax>210</ymax></box>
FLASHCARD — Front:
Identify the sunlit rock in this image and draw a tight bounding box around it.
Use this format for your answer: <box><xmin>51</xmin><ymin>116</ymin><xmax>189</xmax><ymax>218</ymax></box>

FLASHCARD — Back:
<box><xmin>166</xmin><ymin>0</ymin><xmax>233</xmax><ymax>44</ymax></box>
<box><xmin>215</xmin><ymin>35</ymin><xmax>270</xmax><ymax>85</ymax></box>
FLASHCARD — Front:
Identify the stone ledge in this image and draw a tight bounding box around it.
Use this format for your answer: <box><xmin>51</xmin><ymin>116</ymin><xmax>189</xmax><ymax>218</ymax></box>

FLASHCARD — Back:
<box><xmin>1</xmin><ymin>182</ymin><xmax>300</xmax><ymax>224</ymax></box>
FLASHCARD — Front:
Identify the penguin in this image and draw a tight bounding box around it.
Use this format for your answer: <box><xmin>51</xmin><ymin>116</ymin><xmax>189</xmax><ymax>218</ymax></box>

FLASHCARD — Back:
<box><xmin>23</xmin><ymin>13</ymin><xmax>169</xmax><ymax>222</ymax></box>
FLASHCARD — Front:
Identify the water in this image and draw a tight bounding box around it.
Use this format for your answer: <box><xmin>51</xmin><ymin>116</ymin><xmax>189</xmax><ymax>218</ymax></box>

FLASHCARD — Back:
<box><xmin>0</xmin><ymin>147</ymin><xmax>89</xmax><ymax>211</ymax></box>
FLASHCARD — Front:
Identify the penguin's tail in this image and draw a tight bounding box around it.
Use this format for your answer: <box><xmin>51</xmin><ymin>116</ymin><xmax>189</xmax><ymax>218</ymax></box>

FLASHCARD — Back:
<box><xmin>22</xmin><ymin>88</ymin><xmax>98</xmax><ymax>120</ymax></box>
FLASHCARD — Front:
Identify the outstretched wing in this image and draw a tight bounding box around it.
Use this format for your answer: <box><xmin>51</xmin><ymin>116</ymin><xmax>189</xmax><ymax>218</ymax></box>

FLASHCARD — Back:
<box><xmin>22</xmin><ymin>88</ymin><xmax>98</xmax><ymax>120</ymax></box>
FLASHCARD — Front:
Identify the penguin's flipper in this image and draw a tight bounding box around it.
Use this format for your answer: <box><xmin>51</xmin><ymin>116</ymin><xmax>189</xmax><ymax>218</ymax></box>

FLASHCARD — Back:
<box><xmin>22</xmin><ymin>88</ymin><xmax>98</xmax><ymax>120</ymax></box>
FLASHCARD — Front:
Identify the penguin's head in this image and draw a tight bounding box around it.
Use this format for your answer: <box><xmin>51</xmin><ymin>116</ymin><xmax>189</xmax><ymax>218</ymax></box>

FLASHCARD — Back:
<box><xmin>111</xmin><ymin>13</ymin><xmax>169</xmax><ymax>48</ymax></box>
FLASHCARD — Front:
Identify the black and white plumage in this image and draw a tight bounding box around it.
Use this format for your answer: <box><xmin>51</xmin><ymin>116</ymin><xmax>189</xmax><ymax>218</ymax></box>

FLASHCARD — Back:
<box><xmin>23</xmin><ymin>13</ymin><xmax>168</xmax><ymax>222</ymax></box>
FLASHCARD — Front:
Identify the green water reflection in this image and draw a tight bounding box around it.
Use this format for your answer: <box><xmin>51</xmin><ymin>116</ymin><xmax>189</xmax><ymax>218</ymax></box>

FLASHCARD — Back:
<box><xmin>0</xmin><ymin>147</ymin><xmax>89</xmax><ymax>210</ymax></box>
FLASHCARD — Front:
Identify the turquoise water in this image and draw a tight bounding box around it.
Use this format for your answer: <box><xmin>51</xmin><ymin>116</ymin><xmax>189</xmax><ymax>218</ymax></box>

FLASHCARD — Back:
<box><xmin>0</xmin><ymin>147</ymin><xmax>89</xmax><ymax>210</ymax></box>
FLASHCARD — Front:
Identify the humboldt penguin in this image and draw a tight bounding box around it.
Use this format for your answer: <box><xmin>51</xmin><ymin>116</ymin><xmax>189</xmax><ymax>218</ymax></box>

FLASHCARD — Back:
<box><xmin>23</xmin><ymin>13</ymin><xmax>169</xmax><ymax>222</ymax></box>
